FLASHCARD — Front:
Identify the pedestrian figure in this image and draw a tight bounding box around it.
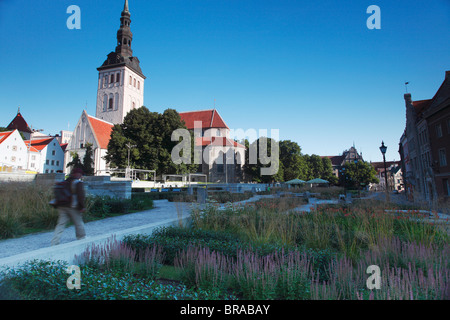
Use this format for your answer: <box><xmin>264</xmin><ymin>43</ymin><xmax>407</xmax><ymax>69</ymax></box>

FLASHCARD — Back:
<box><xmin>51</xmin><ymin>167</ymin><xmax>86</xmax><ymax>245</ymax></box>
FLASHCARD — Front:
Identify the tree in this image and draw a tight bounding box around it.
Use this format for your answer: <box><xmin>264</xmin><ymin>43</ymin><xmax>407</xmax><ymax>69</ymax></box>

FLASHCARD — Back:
<box><xmin>342</xmin><ymin>161</ymin><xmax>379</xmax><ymax>190</ymax></box>
<box><xmin>244</xmin><ymin>137</ymin><xmax>283</xmax><ymax>183</ymax></box>
<box><xmin>66</xmin><ymin>144</ymin><xmax>95</xmax><ymax>175</ymax></box>
<box><xmin>66</xmin><ymin>152</ymin><xmax>83</xmax><ymax>170</ymax></box>
<box><xmin>105</xmin><ymin>107</ymin><xmax>198</xmax><ymax>176</ymax></box>
<box><xmin>279</xmin><ymin>140</ymin><xmax>309</xmax><ymax>182</ymax></box>
<box><xmin>82</xmin><ymin>143</ymin><xmax>95</xmax><ymax>176</ymax></box>
<box><xmin>321</xmin><ymin>157</ymin><xmax>338</xmax><ymax>185</ymax></box>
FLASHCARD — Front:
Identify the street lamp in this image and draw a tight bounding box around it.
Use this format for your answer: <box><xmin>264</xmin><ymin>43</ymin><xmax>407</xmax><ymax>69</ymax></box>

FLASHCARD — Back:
<box><xmin>354</xmin><ymin>158</ymin><xmax>360</xmax><ymax>197</ymax></box>
<box><xmin>125</xmin><ymin>142</ymin><xmax>136</xmax><ymax>179</ymax></box>
<box><xmin>379</xmin><ymin>141</ymin><xmax>390</xmax><ymax>202</ymax></box>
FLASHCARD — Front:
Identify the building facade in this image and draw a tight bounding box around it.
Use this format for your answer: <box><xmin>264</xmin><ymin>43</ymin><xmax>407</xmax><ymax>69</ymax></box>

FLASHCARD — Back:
<box><xmin>400</xmin><ymin>70</ymin><xmax>450</xmax><ymax>206</ymax></box>
<box><xmin>24</xmin><ymin>137</ymin><xmax>65</xmax><ymax>173</ymax></box>
<box><xmin>0</xmin><ymin>130</ymin><xmax>28</xmax><ymax>170</ymax></box>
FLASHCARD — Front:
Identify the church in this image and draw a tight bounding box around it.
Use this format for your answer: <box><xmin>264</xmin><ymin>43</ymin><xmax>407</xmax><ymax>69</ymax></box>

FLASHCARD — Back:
<box><xmin>65</xmin><ymin>0</ymin><xmax>245</xmax><ymax>183</ymax></box>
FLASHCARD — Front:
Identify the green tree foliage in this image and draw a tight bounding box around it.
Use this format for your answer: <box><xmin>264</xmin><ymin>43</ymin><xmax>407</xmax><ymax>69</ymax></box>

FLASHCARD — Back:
<box><xmin>244</xmin><ymin>137</ymin><xmax>283</xmax><ymax>183</ymax></box>
<box><xmin>279</xmin><ymin>140</ymin><xmax>309</xmax><ymax>181</ymax></box>
<box><xmin>66</xmin><ymin>152</ymin><xmax>83</xmax><ymax>170</ymax></box>
<box><xmin>341</xmin><ymin>161</ymin><xmax>379</xmax><ymax>190</ymax></box>
<box><xmin>105</xmin><ymin>107</ymin><xmax>198</xmax><ymax>176</ymax></box>
<box><xmin>82</xmin><ymin>143</ymin><xmax>95</xmax><ymax>176</ymax></box>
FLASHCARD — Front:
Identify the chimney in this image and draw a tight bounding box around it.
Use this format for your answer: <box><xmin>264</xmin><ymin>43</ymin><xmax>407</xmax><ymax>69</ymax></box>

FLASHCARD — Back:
<box><xmin>446</xmin><ymin>70</ymin><xmax>450</xmax><ymax>80</ymax></box>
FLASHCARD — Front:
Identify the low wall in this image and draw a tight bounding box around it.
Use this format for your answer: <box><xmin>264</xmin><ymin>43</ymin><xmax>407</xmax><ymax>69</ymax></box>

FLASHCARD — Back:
<box><xmin>0</xmin><ymin>173</ymin><xmax>132</xmax><ymax>200</ymax></box>
<box><xmin>83</xmin><ymin>176</ymin><xmax>132</xmax><ymax>199</ymax></box>
<box><xmin>0</xmin><ymin>172</ymin><xmax>36</xmax><ymax>182</ymax></box>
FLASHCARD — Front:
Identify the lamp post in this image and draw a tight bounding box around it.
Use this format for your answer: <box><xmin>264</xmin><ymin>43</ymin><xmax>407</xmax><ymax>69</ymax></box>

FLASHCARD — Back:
<box><xmin>379</xmin><ymin>141</ymin><xmax>390</xmax><ymax>203</ymax></box>
<box><xmin>125</xmin><ymin>142</ymin><xmax>136</xmax><ymax>179</ymax></box>
<box><xmin>354</xmin><ymin>158</ymin><xmax>360</xmax><ymax>197</ymax></box>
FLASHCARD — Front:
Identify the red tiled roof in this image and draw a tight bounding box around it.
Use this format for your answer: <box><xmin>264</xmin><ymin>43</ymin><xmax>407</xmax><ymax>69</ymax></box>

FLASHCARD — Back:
<box><xmin>0</xmin><ymin>130</ymin><xmax>15</xmax><ymax>144</ymax></box>
<box><xmin>179</xmin><ymin>109</ymin><xmax>229</xmax><ymax>130</ymax></box>
<box><xmin>86</xmin><ymin>115</ymin><xmax>113</xmax><ymax>149</ymax></box>
<box><xmin>195</xmin><ymin>136</ymin><xmax>245</xmax><ymax>148</ymax></box>
<box><xmin>321</xmin><ymin>155</ymin><xmax>345</xmax><ymax>166</ymax></box>
<box><xmin>24</xmin><ymin>138</ymin><xmax>54</xmax><ymax>152</ymax></box>
<box><xmin>7</xmin><ymin>112</ymin><xmax>32</xmax><ymax>133</ymax></box>
<box><xmin>412</xmin><ymin>99</ymin><xmax>432</xmax><ymax>115</ymax></box>
<box><xmin>60</xmin><ymin>143</ymin><xmax>68</xmax><ymax>152</ymax></box>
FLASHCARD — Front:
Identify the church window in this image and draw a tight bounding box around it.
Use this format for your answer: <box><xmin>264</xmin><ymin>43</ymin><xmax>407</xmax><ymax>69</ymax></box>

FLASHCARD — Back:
<box><xmin>129</xmin><ymin>76</ymin><xmax>132</xmax><ymax>85</ymax></box>
<box><xmin>104</xmin><ymin>76</ymin><xmax>108</xmax><ymax>87</ymax></box>
<box><xmin>116</xmin><ymin>73</ymin><xmax>120</xmax><ymax>83</ymax></box>
<box><xmin>132</xmin><ymin>101</ymin><xmax>136</xmax><ymax>109</ymax></box>
<box><xmin>109</xmin><ymin>95</ymin><xmax>114</xmax><ymax>110</ymax></box>
<box><xmin>134</xmin><ymin>78</ymin><xmax>136</xmax><ymax>87</ymax></box>
<box><xmin>138</xmin><ymin>81</ymin><xmax>140</xmax><ymax>90</ymax></box>
<box><xmin>110</xmin><ymin>74</ymin><xmax>114</xmax><ymax>83</ymax></box>
<box><xmin>103</xmin><ymin>94</ymin><xmax>108</xmax><ymax>111</ymax></box>
<box><xmin>115</xmin><ymin>93</ymin><xmax>119</xmax><ymax>110</ymax></box>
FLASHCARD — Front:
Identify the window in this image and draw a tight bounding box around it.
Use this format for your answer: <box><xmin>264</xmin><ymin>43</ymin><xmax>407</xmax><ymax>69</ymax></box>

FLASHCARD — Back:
<box><xmin>216</xmin><ymin>129</ymin><xmax>221</xmax><ymax>136</ymax></box>
<box><xmin>32</xmin><ymin>155</ymin><xmax>36</xmax><ymax>160</ymax></box>
<box><xmin>51</xmin><ymin>160</ymin><xmax>55</xmax><ymax>166</ymax></box>
<box><xmin>439</xmin><ymin>148</ymin><xmax>447</xmax><ymax>166</ymax></box>
<box><xmin>116</xmin><ymin>73</ymin><xmax>120</xmax><ymax>83</ymax></box>
<box><xmin>56</xmin><ymin>160</ymin><xmax>60</xmax><ymax>166</ymax></box>
<box><xmin>436</xmin><ymin>124</ymin><xmax>443</xmax><ymax>138</ymax></box>
<box><xmin>132</xmin><ymin>101</ymin><xmax>135</xmax><ymax>109</ymax></box>
<box><xmin>52</xmin><ymin>150</ymin><xmax>56</xmax><ymax>156</ymax></box>
<box><xmin>12</xmin><ymin>145</ymin><xmax>17</xmax><ymax>151</ymax></box>
<box><xmin>134</xmin><ymin>78</ymin><xmax>136</xmax><ymax>87</ymax></box>
<box><xmin>129</xmin><ymin>76</ymin><xmax>132</xmax><ymax>85</ymax></box>
<box><xmin>138</xmin><ymin>81</ymin><xmax>140</xmax><ymax>90</ymax></box>
<box><xmin>109</xmin><ymin>96</ymin><xmax>114</xmax><ymax>110</ymax></box>
<box><xmin>11</xmin><ymin>156</ymin><xmax>16</xmax><ymax>162</ymax></box>
<box><xmin>110</xmin><ymin>74</ymin><xmax>114</xmax><ymax>83</ymax></box>
<box><xmin>31</xmin><ymin>163</ymin><xmax>35</xmax><ymax>168</ymax></box>
<box><xmin>443</xmin><ymin>179</ymin><xmax>450</xmax><ymax>196</ymax></box>
<box><xmin>46</xmin><ymin>160</ymin><xmax>49</xmax><ymax>165</ymax></box>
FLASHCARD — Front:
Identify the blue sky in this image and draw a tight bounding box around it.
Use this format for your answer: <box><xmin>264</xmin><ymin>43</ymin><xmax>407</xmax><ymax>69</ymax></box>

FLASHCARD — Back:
<box><xmin>0</xmin><ymin>0</ymin><xmax>449</xmax><ymax>163</ymax></box>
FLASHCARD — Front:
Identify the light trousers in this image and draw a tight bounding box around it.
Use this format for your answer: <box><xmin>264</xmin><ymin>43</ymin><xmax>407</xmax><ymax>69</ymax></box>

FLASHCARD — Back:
<box><xmin>51</xmin><ymin>206</ymin><xmax>86</xmax><ymax>246</ymax></box>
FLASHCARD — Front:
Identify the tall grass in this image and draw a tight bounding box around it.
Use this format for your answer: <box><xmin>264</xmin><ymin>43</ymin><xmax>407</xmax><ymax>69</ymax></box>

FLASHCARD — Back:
<box><xmin>74</xmin><ymin>236</ymin><xmax>165</xmax><ymax>280</ymax></box>
<box><xmin>0</xmin><ymin>182</ymin><xmax>57</xmax><ymax>238</ymax></box>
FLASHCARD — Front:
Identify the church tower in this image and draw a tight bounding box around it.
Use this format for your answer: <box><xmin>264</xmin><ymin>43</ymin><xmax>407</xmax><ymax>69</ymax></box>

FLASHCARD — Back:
<box><xmin>95</xmin><ymin>0</ymin><xmax>146</xmax><ymax>124</ymax></box>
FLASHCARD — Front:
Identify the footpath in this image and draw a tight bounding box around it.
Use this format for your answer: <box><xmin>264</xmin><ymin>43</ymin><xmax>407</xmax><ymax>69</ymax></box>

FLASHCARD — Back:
<box><xmin>0</xmin><ymin>200</ymin><xmax>194</xmax><ymax>270</ymax></box>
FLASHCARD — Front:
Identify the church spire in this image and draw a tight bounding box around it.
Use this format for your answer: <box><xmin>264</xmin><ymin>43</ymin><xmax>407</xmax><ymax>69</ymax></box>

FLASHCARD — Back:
<box><xmin>115</xmin><ymin>0</ymin><xmax>133</xmax><ymax>57</ymax></box>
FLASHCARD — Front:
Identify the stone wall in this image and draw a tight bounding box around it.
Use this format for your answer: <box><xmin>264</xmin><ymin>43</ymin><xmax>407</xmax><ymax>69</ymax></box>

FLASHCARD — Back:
<box><xmin>0</xmin><ymin>172</ymin><xmax>131</xmax><ymax>199</ymax></box>
<box><xmin>83</xmin><ymin>175</ymin><xmax>132</xmax><ymax>199</ymax></box>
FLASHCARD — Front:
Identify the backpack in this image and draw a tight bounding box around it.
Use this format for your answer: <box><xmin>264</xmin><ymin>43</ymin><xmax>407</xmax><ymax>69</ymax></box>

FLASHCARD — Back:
<box><xmin>52</xmin><ymin>180</ymin><xmax>73</xmax><ymax>207</ymax></box>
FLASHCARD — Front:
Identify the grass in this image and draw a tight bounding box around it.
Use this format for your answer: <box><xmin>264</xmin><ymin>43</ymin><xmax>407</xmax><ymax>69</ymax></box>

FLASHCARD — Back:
<box><xmin>0</xmin><ymin>181</ymin><xmax>154</xmax><ymax>240</ymax></box>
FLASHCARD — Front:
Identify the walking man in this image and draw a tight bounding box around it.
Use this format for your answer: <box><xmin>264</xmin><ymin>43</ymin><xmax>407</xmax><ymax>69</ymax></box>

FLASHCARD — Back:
<box><xmin>51</xmin><ymin>168</ymin><xmax>86</xmax><ymax>245</ymax></box>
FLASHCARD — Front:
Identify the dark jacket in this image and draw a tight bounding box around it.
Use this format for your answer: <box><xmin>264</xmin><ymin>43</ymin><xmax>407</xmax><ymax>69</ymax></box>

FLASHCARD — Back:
<box><xmin>69</xmin><ymin>177</ymin><xmax>85</xmax><ymax>211</ymax></box>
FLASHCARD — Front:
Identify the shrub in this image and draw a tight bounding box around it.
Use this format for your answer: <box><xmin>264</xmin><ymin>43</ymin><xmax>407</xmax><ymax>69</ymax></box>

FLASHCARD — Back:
<box><xmin>0</xmin><ymin>260</ymin><xmax>237</xmax><ymax>300</ymax></box>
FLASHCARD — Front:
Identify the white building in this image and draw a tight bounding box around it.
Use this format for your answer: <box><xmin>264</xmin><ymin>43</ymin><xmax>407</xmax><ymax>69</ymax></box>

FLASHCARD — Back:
<box><xmin>24</xmin><ymin>136</ymin><xmax>65</xmax><ymax>173</ymax></box>
<box><xmin>57</xmin><ymin>130</ymin><xmax>73</xmax><ymax>145</ymax></box>
<box><xmin>65</xmin><ymin>110</ymin><xmax>113</xmax><ymax>175</ymax></box>
<box><xmin>0</xmin><ymin>130</ymin><xmax>28</xmax><ymax>170</ymax></box>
